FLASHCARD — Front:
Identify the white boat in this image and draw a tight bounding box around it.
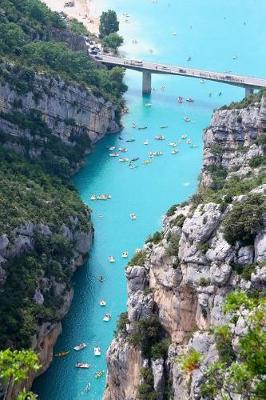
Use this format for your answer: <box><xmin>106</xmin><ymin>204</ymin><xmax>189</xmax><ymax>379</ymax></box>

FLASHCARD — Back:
<box><xmin>144</xmin><ymin>140</ymin><xmax>149</xmax><ymax>145</ymax></box>
<box><xmin>186</xmin><ymin>139</ymin><xmax>192</xmax><ymax>144</ymax></box>
<box><xmin>153</xmin><ymin>151</ymin><xmax>163</xmax><ymax>156</ymax></box>
<box><xmin>186</xmin><ymin>97</ymin><xmax>194</xmax><ymax>103</ymax></box>
<box><xmin>184</xmin><ymin>117</ymin><xmax>191</xmax><ymax>122</ymax></box>
<box><xmin>122</xmin><ymin>251</ymin><xmax>129</xmax><ymax>258</ymax></box>
<box><xmin>145</xmin><ymin>103</ymin><xmax>152</xmax><ymax>107</ymax></box>
<box><xmin>171</xmin><ymin>149</ymin><xmax>178</xmax><ymax>155</ymax></box>
<box><xmin>119</xmin><ymin>148</ymin><xmax>128</xmax><ymax>153</ymax></box>
<box><xmin>191</xmin><ymin>144</ymin><xmax>198</xmax><ymax>148</ymax></box>
<box><xmin>172</xmin><ymin>32</ymin><xmax>177</xmax><ymax>36</ymax></box>
<box><xmin>94</xmin><ymin>347</ymin><xmax>101</xmax><ymax>356</ymax></box>
<box><xmin>109</xmin><ymin>153</ymin><xmax>120</xmax><ymax>157</ymax></box>
<box><xmin>76</xmin><ymin>363</ymin><xmax>90</xmax><ymax>369</ymax></box>
<box><xmin>90</xmin><ymin>195</ymin><xmax>97</xmax><ymax>201</ymax></box>
<box><xmin>95</xmin><ymin>370</ymin><xmax>104</xmax><ymax>379</ymax></box>
<box><xmin>130</xmin><ymin>213</ymin><xmax>137</xmax><ymax>220</ymax></box>
<box><xmin>169</xmin><ymin>142</ymin><xmax>177</xmax><ymax>147</ymax></box>
<box><xmin>119</xmin><ymin>157</ymin><xmax>129</xmax><ymax>163</ymax></box>
<box><xmin>129</xmin><ymin>165</ymin><xmax>138</xmax><ymax>169</ymax></box>
<box><xmin>74</xmin><ymin>343</ymin><xmax>87</xmax><ymax>351</ymax></box>
<box><xmin>108</xmin><ymin>146</ymin><xmax>115</xmax><ymax>151</ymax></box>
<box><xmin>108</xmin><ymin>256</ymin><xmax>115</xmax><ymax>263</ymax></box>
<box><xmin>155</xmin><ymin>135</ymin><xmax>165</xmax><ymax>140</ymax></box>
<box><xmin>99</xmin><ymin>299</ymin><xmax>106</xmax><ymax>306</ymax></box>
<box><xmin>97</xmin><ymin>194</ymin><xmax>111</xmax><ymax>200</ymax></box>
<box><xmin>103</xmin><ymin>313</ymin><xmax>111</xmax><ymax>322</ymax></box>
<box><xmin>181</xmin><ymin>134</ymin><xmax>187</xmax><ymax>140</ymax></box>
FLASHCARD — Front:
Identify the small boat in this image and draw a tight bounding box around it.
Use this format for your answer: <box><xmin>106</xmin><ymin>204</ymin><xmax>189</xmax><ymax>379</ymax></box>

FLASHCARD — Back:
<box><xmin>172</xmin><ymin>32</ymin><xmax>177</xmax><ymax>36</ymax></box>
<box><xmin>99</xmin><ymin>299</ymin><xmax>107</xmax><ymax>306</ymax></box>
<box><xmin>132</xmin><ymin>122</ymin><xmax>137</xmax><ymax>128</ymax></box>
<box><xmin>108</xmin><ymin>256</ymin><xmax>115</xmax><ymax>263</ymax></box>
<box><xmin>119</xmin><ymin>157</ymin><xmax>129</xmax><ymax>163</ymax></box>
<box><xmin>98</xmin><ymin>275</ymin><xmax>104</xmax><ymax>283</ymax></box>
<box><xmin>109</xmin><ymin>153</ymin><xmax>120</xmax><ymax>157</ymax></box>
<box><xmin>94</xmin><ymin>347</ymin><xmax>101</xmax><ymax>356</ymax></box>
<box><xmin>95</xmin><ymin>370</ymin><xmax>105</xmax><ymax>379</ymax></box>
<box><xmin>184</xmin><ymin>117</ymin><xmax>191</xmax><ymax>122</ymax></box>
<box><xmin>103</xmin><ymin>313</ymin><xmax>112</xmax><ymax>322</ymax></box>
<box><xmin>108</xmin><ymin>146</ymin><xmax>115</xmax><ymax>151</ymax></box>
<box><xmin>169</xmin><ymin>142</ymin><xmax>177</xmax><ymax>147</ymax></box>
<box><xmin>129</xmin><ymin>165</ymin><xmax>138</xmax><ymax>169</ymax></box>
<box><xmin>186</xmin><ymin>139</ymin><xmax>192</xmax><ymax>144</ymax></box>
<box><xmin>84</xmin><ymin>383</ymin><xmax>91</xmax><ymax>393</ymax></box>
<box><xmin>90</xmin><ymin>195</ymin><xmax>97</xmax><ymax>201</ymax></box>
<box><xmin>130</xmin><ymin>157</ymin><xmax>139</xmax><ymax>162</ymax></box>
<box><xmin>191</xmin><ymin>144</ymin><xmax>198</xmax><ymax>148</ymax></box>
<box><xmin>143</xmin><ymin>159</ymin><xmax>152</xmax><ymax>165</ymax></box>
<box><xmin>177</xmin><ymin>96</ymin><xmax>183</xmax><ymax>103</ymax></box>
<box><xmin>144</xmin><ymin>140</ymin><xmax>149</xmax><ymax>145</ymax></box>
<box><xmin>76</xmin><ymin>363</ymin><xmax>90</xmax><ymax>369</ymax></box>
<box><xmin>200</xmin><ymin>79</ymin><xmax>205</xmax><ymax>84</ymax></box>
<box><xmin>186</xmin><ymin>97</ymin><xmax>194</xmax><ymax>103</ymax></box>
<box><xmin>122</xmin><ymin>251</ymin><xmax>128</xmax><ymax>258</ymax></box>
<box><xmin>54</xmin><ymin>351</ymin><xmax>70</xmax><ymax>357</ymax></box>
<box><xmin>153</xmin><ymin>151</ymin><xmax>163</xmax><ymax>156</ymax></box>
<box><xmin>119</xmin><ymin>147</ymin><xmax>128</xmax><ymax>153</ymax></box>
<box><xmin>171</xmin><ymin>149</ymin><xmax>178</xmax><ymax>155</ymax></box>
<box><xmin>74</xmin><ymin>343</ymin><xmax>87</xmax><ymax>351</ymax></box>
<box><xmin>138</xmin><ymin>126</ymin><xmax>147</xmax><ymax>130</ymax></box>
<box><xmin>187</xmin><ymin>56</ymin><xmax>192</xmax><ymax>62</ymax></box>
<box><xmin>130</xmin><ymin>213</ymin><xmax>137</xmax><ymax>220</ymax></box>
<box><xmin>126</xmin><ymin>139</ymin><xmax>135</xmax><ymax>143</ymax></box>
<box><xmin>160</xmin><ymin>125</ymin><xmax>168</xmax><ymax>129</ymax></box>
<box><xmin>155</xmin><ymin>135</ymin><xmax>165</xmax><ymax>140</ymax></box>
<box><xmin>97</xmin><ymin>194</ymin><xmax>111</xmax><ymax>200</ymax></box>
<box><xmin>119</xmin><ymin>136</ymin><xmax>123</xmax><ymax>140</ymax></box>
<box><xmin>145</xmin><ymin>103</ymin><xmax>152</xmax><ymax>107</ymax></box>
<box><xmin>181</xmin><ymin>134</ymin><xmax>187</xmax><ymax>139</ymax></box>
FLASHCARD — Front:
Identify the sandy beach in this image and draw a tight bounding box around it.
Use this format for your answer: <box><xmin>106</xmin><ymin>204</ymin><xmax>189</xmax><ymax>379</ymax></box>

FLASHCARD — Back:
<box><xmin>42</xmin><ymin>0</ymin><xmax>100</xmax><ymax>34</ymax></box>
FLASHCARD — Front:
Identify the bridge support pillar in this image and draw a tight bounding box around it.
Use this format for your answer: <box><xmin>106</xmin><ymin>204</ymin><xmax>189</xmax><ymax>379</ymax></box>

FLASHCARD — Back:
<box><xmin>142</xmin><ymin>71</ymin><xmax>151</xmax><ymax>95</ymax></box>
<box><xmin>245</xmin><ymin>87</ymin><xmax>254</xmax><ymax>97</ymax></box>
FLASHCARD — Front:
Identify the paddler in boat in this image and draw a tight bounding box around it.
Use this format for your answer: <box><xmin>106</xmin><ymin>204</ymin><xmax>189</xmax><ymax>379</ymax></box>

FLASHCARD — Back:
<box><xmin>98</xmin><ymin>275</ymin><xmax>104</xmax><ymax>283</ymax></box>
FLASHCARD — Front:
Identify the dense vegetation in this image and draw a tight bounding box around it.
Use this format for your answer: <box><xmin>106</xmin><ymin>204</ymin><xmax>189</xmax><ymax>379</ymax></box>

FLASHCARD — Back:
<box><xmin>0</xmin><ymin>147</ymin><xmax>90</xmax><ymax>348</ymax></box>
<box><xmin>0</xmin><ymin>0</ymin><xmax>127</xmax><ymax>103</ymax></box>
<box><xmin>201</xmin><ymin>291</ymin><xmax>266</xmax><ymax>399</ymax></box>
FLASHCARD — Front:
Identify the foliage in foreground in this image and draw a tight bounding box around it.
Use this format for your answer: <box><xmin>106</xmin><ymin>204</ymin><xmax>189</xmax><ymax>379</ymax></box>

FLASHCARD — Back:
<box><xmin>0</xmin><ymin>349</ymin><xmax>40</xmax><ymax>400</ymax></box>
<box><xmin>201</xmin><ymin>291</ymin><xmax>266</xmax><ymax>399</ymax></box>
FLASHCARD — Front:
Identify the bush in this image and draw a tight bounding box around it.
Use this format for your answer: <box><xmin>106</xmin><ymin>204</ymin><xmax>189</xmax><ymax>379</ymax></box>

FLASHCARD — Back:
<box><xmin>146</xmin><ymin>231</ymin><xmax>163</xmax><ymax>245</ymax></box>
<box><xmin>166</xmin><ymin>233</ymin><xmax>180</xmax><ymax>256</ymax></box>
<box><xmin>197</xmin><ymin>242</ymin><xmax>210</xmax><ymax>254</ymax></box>
<box><xmin>166</xmin><ymin>204</ymin><xmax>178</xmax><ymax>217</ymax></box>
<box><xmin>115</xmin><ymin>312</ymin><xmax>128</xmax><ymax>336</ymax></box>
<box><xmin>178</xmin><ymin>348</ymin><xmax>202</xmax><ymax>373</ymax></box>
<box><xmin>249</xmin><ymin>155</ymin><xmax>266</xmax><ymax>168</ymax></box>
<box><xmin>102</xmin><ymin>32</ymin><xmax>123</xmax><ymax>52</ymax></box>
<box><xmin>128</xmin><ymin>250</ymin><xmax>146</xmax><ymax>267</ymax></box>
<box><xmin>198</xmin><ymin>277</ymin><xmax>211</xmax><ymax>287</ymax></box>
<box><xmin>173</xmin><ymin>214</ymin><xmax>186</xmax><ymax>228</ymax></box>
<box><xmin>99</xmin><ymin>10</ymin><xmax>119</xmax><ymax>38</ymax></box>
<box><xmin>129</xmin><ymin>315</ymin><xmax>165</xmax><ymax>358</ymax></box>
<box><xmin>206</xmin><ymin>165</ymin><xmax>227</xmax><ymax>190</ymax></box>
<box><xmin>138</xmin><ymin>368</ymin><xmax>157</xmax><ymax>400</ymax></box>
<box><xmin>223</xmin><ymin>194</ymin><xmax>265</xmax><ymax>245</ymax></box>
<box><xmin>151</xmin><ymin>338</ymin><xmax>170</xmax><ymax>360</ymax></box>
<box><xmin>214</xmin><ymin>325</ymin><xmax>235</xmax><ymax>365</ymax></box>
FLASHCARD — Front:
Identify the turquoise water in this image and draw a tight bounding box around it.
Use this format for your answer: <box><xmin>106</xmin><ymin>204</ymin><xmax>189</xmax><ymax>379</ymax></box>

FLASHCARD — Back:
<box><xmin>34</xmin><ymin>1</ymin><xmax>266</xmax><ymax>399</ymax></box>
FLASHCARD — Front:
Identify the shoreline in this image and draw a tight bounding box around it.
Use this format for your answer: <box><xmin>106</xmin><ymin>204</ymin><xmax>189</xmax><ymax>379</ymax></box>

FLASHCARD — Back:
<box><xmin>42</xmin><ymin>0</ymin><xmax>100</xmax><ymax>34</ymax></box>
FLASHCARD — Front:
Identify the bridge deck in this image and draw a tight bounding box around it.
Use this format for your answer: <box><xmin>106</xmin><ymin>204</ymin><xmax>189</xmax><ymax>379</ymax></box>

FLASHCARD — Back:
<box><xmin>99</xmin><ymin>55</ymin><xmax>266</xmax><ymax>90</ymax></box>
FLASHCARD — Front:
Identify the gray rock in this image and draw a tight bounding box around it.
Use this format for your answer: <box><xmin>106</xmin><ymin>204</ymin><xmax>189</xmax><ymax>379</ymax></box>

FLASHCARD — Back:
<box><xmin>254</xmin><ymin>231</ymin><xmax>266</xmax><ymax>262</ymax></box>
<box><xmin>237</xmin><ymin>246</ymin><xmax>254</xmax><ymax>265</ymax></box>
<box><xmin>126</xmin><ymin>265</ymin><xmax>147</xmax><ymax>294</ymax></box>
<box><xmin>33</xmin><ymin>289</ymin><xmax>44</xmax><ymax>305</ymax></box>
<box><xmin>152</xmin><ymin>358</ymin><xmax>165</xmax><ymax>399</ymax></box>
<box><xmin>210</xmin><ymin>263</ymin><xmax>231</xmax><ymax>286</ymax></box>
<box><xmin>74</xmin><ymin>230</ymin><xmax>92</xmax><ymax>255</ymax></box>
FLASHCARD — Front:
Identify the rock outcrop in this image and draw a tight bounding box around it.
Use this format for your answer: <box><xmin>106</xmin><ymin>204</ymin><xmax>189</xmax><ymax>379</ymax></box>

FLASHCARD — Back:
<box><xmin>104</xmin><ymin>95</ymin><xmax>266</xmax><ymax>400</ymax></box>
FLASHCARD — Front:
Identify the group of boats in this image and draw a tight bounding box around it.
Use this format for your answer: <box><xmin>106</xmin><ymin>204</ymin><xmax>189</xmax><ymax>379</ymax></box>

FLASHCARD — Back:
<box><xmin>90</xmin><ymin>194</ymin><xmax>111</xmax><ymax>201</ymax></box>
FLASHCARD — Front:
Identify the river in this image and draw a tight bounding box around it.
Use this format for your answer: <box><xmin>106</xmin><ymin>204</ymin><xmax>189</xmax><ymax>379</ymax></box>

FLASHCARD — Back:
<box><xmin>34</xmin><ymin>0</ymin><xmax>266</xmax><ymax>399</ymax></box>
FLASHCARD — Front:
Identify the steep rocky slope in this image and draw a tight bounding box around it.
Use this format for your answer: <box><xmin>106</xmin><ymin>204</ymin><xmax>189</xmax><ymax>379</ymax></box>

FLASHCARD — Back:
<box><xmin>104</xmin><ymin>95</ymin><xmax>266</xmax><ymax>400</ymax></box>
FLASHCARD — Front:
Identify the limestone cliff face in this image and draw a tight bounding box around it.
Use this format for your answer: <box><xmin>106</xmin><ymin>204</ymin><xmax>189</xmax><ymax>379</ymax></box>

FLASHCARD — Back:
<box><xmin>104</xmin><ymin>96</ymin><xmax>266</xmax><ymax>400</ymax></box>
<box><xmin>0</xmin><ymin>64</ymin><xmax>120</xmax><ymax>174</ymax></box>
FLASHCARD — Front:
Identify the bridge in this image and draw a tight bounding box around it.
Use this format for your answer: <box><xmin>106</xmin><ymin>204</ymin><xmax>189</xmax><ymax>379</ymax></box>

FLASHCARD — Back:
<box><xmin>98</xmin><ymin>54</ymin><xmax>266</xmax><ymax>96</ymax></box>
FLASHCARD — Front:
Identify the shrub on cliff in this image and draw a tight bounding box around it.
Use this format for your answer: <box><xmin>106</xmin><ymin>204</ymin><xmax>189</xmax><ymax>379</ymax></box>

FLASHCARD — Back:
<box><xmin>102</xmin><ymin>32</ymin><xmax>124</xmax><ymax>52</ymax></box>
<box><xmin>223</xmin><ymin>194</ymin><xmax>265</xmax><ymax>245</ymax></box>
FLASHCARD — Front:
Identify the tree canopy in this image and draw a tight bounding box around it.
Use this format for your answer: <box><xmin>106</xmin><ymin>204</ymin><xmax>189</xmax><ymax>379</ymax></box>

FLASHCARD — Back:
<box><xmin>99</xmin><ymin>10</ymin><xmax>119</xmax><ymax>38</ymax></box>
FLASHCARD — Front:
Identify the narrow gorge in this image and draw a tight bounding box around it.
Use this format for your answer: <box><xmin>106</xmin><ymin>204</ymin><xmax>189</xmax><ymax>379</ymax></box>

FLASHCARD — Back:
<box><xmin>104</xmin><ymin>95</ymin><xmax>266</xmax><ymax>400</ymax></box>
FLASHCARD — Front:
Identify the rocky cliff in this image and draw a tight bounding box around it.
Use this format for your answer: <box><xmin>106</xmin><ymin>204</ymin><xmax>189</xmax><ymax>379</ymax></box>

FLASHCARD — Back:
<box><xmin>104</xmin><ymin>95</ymin><xmax>266</xmax><ymax>400</ymax></box>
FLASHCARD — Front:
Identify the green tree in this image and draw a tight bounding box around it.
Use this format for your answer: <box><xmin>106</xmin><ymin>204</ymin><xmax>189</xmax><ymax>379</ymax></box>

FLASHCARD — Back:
<box><xmin>102</xmin><ymin>32</ymin><xmax>124</xmax><ymax>52</ymax></box>
<box><xmin>99</xmin><ymin>10</ymin><xmax>119</xmax><ymax>38</ymax></box>
<box><xmin>0</xmin><ymin>349</ymin><xmax>40</xmax><ymax>400</ymax></box>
